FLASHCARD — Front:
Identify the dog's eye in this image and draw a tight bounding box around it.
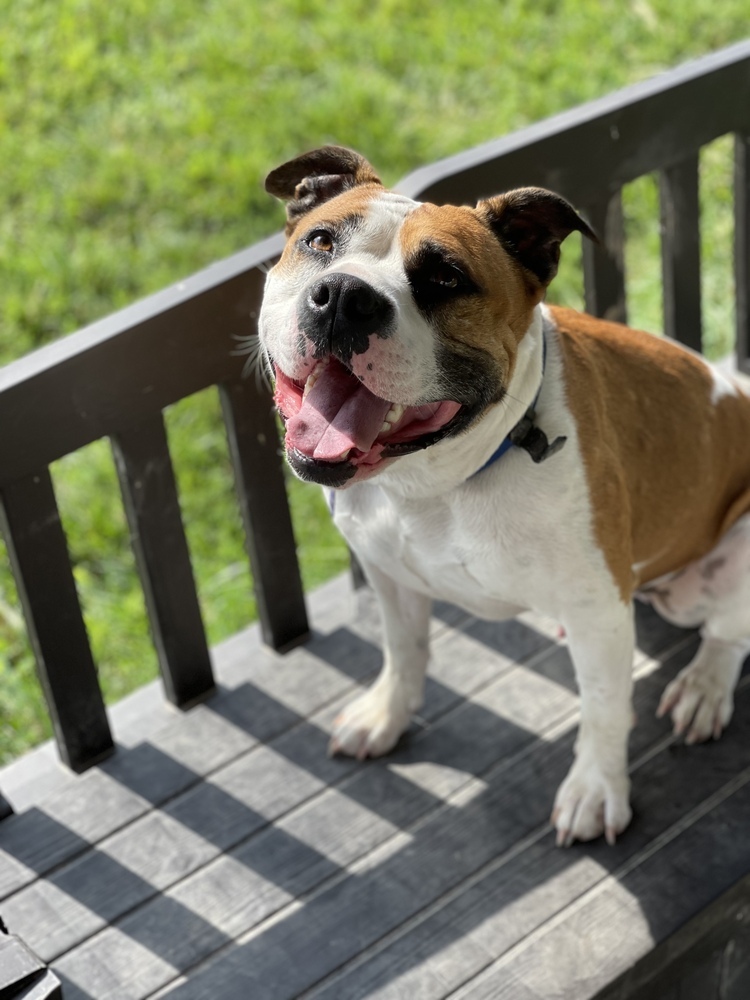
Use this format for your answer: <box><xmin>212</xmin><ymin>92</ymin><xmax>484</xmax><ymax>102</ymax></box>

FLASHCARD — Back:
<box><xmin>430</xmin><ymin>266</ymin><xmax>462</xmax><ymax>289</ymax></box>
<box><xmin>307</xmin><ymin>230</ymin><xmax>335</xmax><ymax>253</ymax></box>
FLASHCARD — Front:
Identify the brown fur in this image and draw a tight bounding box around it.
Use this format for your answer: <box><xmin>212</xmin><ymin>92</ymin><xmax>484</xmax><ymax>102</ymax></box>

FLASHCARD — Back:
<box><xmin>553</xmin><ymin>305</ymin><xmax>750</xmax><ymax>601</ymax></box>
<box><xmin>265</xmin><ymin>146</ymin><xmax>383</xmax><ymax>236</ymax></box>
<box><xmin>398</xmin><ymin>203</ymin><xmax>539</xmax><ymax>384</ymax></box>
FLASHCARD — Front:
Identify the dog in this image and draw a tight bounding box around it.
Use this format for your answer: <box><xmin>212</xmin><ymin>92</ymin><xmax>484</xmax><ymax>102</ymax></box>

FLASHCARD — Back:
<box><xmin>258</xmin><ymin>145</ymin><xmax>750</xmax><ymax>846</ymax></box>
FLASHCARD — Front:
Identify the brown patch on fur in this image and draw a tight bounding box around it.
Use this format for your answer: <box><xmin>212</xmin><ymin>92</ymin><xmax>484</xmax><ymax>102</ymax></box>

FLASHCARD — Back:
<box><xmin>399</xmin><ymin>203</ymin><xmax>538</xmax><ymax>384</ymax></box>
<box><xmin>553</xmin><ymin>305</ymin><xmax>750</xmax><ymax>602</ymax></box>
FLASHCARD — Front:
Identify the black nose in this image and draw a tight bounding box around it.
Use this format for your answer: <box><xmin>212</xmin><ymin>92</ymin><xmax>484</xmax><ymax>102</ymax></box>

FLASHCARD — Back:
<box><xmin>299</xmin><ymin>273</ymin><xmax>394</xmax><ymax>360</ymax></box>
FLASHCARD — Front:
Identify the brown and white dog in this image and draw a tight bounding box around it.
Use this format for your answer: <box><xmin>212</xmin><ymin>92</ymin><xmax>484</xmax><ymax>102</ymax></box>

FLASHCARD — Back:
<box><xmin>259</xmin><ymin>145</ymin><xmax>750</xmax><ymax>846</ymax></box>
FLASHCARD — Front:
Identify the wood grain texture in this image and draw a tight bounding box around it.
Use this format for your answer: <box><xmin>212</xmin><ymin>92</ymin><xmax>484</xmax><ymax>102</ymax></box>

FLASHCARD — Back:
<box><xmin>39</xmin><ymin>622</ymin><xmax>720</xmax><ymax>999</ymax></box>
<box><xmin>1</xmin><ymin>596</ymin><xmax>746</xmax><ymax>1000</ymax></box>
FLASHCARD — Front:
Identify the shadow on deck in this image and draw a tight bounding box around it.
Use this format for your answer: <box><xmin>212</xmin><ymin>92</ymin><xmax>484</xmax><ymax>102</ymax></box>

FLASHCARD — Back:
<box><xmin>2</xmin><ymin>575</ymin><xmax>750</xmax><ymax>1000</ymax></box>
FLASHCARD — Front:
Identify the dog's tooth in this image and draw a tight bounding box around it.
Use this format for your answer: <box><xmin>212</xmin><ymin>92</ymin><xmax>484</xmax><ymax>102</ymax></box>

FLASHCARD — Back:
<box><xmin>385</xmin><ymin>404</ymin><xmax>404</xmax><ymax>424</ymax></box>
<box><xmin>381</xmin><ymin>421</ymin><xmax>392</xmax><ymax>433</ymax></box>
<box><xmin>302</xmin><ymin>360</ymin><xmax>328</xmax><ymax>397</ymax></box>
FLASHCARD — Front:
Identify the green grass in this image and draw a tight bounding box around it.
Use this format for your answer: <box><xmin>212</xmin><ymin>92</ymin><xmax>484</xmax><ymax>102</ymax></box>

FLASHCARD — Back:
<box><xmin>1</xmin><ymin>0</ymin><xmax>747</xmax><ymax>762</ymax></box>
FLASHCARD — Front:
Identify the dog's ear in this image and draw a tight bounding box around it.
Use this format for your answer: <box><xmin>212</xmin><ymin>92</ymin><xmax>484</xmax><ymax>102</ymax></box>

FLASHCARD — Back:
<box><xmin>265</xmin><ymin>146</ymin><xmax>382</xmax><ymax>234</ymax></box>
<box><xmin>479</xmin><ymin>188</ymin><xmax>597</xmax><ymax>288</ymax></box>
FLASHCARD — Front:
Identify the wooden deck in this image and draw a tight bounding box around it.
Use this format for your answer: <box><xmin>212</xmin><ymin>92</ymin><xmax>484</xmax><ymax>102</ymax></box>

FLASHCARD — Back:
<box><xmin>2</xmin><ymin>573</ymin><xmax>750</xmax><ymax>1000</ymax></box>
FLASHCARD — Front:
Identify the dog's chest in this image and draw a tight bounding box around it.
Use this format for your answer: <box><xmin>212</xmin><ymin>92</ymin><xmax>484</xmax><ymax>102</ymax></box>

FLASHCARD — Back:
<box><xmin>332</xmin><ymin>474</ymin><xmax>566</xmax><ymax>618</ymax></box>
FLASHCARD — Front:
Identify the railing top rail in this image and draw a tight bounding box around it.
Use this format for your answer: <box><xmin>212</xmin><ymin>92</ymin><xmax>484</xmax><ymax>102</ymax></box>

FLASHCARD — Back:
<box><xmin>0</xmin><ymin>231</ymin><xmax>283</xmax><ymax>487</ymax></box>
<box><xmin>0</xmin><ymin>231</ymin><xmax>284</xmax><ymax>397</ymax></box>
<box><xmin>397</xmin><ymin>39</ymin><xmax>750</xmax><ymax>204</ymax></box>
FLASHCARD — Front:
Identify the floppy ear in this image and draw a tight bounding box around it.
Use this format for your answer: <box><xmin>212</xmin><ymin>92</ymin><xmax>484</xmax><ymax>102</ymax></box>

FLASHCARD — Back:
<box><xmin>265</xmin><ymin>145</ymin><xmax>382</xmax><ymax>234</ymax></box>
<box><xmin>479</xmin><ymin>188</ymin><xmax>597</xmax><ymax>287</ymax></box>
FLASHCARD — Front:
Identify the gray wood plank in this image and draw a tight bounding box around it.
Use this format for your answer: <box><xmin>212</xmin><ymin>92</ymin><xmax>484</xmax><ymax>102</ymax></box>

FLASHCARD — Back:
<box><xmin>170</xmin><ymin>668</ymin><xmax>750</xmax><ymax>1000</ymax></box>
<box><xmin>5</xmin><ymin>623</ymin><xmax>562</xmax><ymax>963</ymax></box>
<box><xmin>0</xmin><ymin>599</ymin><xmax>685</xmax><ymax>922</ymax></box>
<box><xmin>3</xmin><ymin>590</ymin><xmax>696</xmax><ymax>995</ymax></box>
<box><xmin>4</xmin><ymin>740</ymin><xmax>338</xmax><ymax>962</ymax></box>
<box><xmin>456</xmin><ymin>769</ymin><xmax>750</xmax><ymax>1000</ymax></box>
<box><xmin>0</xmin><ymin>618</ymin><xmax>389</xmax><ymax>899</ymax></box>
<box><xmin>47</xmin><ymin>638</ymin><xmax>699</xmax><ymax>999</ymax></box>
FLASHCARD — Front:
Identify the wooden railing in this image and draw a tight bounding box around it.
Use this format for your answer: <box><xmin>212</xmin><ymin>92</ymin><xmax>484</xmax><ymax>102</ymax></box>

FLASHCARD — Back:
<box><xmin>1</xmin><ymin>41</ymin><xmax>749</xmax><ymax>806</ymax></box>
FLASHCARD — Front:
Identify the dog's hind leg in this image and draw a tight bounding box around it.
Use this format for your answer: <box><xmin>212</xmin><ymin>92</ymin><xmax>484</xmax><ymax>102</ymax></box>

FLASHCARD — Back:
<box><xmin>329</xmin><ymin>561</ymin><xmax>431</xmax><ymax>759</ymax></box>
<box><xmin>657</xmin><ymin>513</ymin><xmax>750</xmax><ymax>743</ymax></box>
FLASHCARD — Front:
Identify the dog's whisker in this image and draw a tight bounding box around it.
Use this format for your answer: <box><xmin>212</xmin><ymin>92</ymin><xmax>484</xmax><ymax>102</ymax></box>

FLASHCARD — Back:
<box><xmin>232</xmin><ymin>334</ymin><xmax>273</xmax><ymax>389</ymax></box>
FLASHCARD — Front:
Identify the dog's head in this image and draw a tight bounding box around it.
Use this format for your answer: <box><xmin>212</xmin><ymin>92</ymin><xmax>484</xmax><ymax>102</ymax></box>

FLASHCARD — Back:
<box><xmin>259</xmin><ymin>145</ymin><xmax>594</xmax><ymax>488</ymax></box>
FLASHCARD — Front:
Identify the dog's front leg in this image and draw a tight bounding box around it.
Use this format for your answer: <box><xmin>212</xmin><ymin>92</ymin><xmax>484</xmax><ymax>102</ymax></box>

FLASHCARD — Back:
<box><xmin>329</xmin><ymin>561</ymin><xmax>431</xmax><ymax>759</ymax></box>
<box><xmin>553</xmin><ymin>604</ymin><xmax>635</xmax><ymax>847</ymax></box>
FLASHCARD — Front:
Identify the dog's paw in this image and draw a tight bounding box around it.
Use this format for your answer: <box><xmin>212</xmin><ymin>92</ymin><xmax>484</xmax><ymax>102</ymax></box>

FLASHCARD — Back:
<box><xmin>329</xmin><ymin>680</ymin><xmax>413</xmax><ymax>760</ymax></box>
<box><xmin>657</xmin><ymin>660</ymin><xmax>735</xmax><ymax>744</ymax></box>
<box><xmin>552</xmin><ymin>757</ymin><xmax>631</xmax><ymax>847</ymax></box>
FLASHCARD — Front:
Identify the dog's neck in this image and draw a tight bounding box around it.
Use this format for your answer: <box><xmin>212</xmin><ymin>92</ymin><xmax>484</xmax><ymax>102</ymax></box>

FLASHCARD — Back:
<box><xmin>371</xmin><ymin>305</ymin><xmax>546</xmax><ymax>500</ymax></box>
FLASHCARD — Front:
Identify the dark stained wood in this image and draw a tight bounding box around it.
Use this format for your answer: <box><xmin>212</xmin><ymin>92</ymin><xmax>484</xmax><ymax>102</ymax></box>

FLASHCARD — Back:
<box><xmin>660</xmin><ymin>154</ymin><xmax>703</xmax><ymax>351</ymax></box>
<box><xmin>0</xmin><ymin>232</ymin><xmax>282</xmax><ymax>490</ymax></box>
<box><xmin>220</xmin><ymin>379</ymin><xmax>309</xmax><ymax>652</ymax></box>
<box><xmin>112</xmin><ymin>415</ymin><xmax>214</xmax><ymax>708</ymax></box>
<box><xmin>398</xmin><ymin>41</ymin><xmax>750</xmax><ymax>207</ymax></box>
<box><xmin>736</xmin><ymin>132</ymin><xmax>750</xmax><ymax>375</ymax></box>
<box><xmin>0</xmin><ymin>470</ymin><xmax>113</xmax><ymax>773</ymax></box>
<box><xmin>582</xmin><ymin>190</ymin><xmax>627</xmax><ymax>324</ymax></box>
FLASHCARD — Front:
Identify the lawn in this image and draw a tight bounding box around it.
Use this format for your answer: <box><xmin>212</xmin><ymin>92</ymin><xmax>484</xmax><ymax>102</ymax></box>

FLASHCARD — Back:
<box><xmin>1</xmin><ymin>0</ymin><xmax>748</xmax><ymax>762</ymax></box>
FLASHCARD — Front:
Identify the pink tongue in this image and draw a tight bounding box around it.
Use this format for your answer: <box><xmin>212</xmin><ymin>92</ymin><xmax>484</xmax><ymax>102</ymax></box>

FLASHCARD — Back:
<box><xmin>286</xmin><ymin>363</ymin><xmax>392</xmax><ymax>461</ymax></box>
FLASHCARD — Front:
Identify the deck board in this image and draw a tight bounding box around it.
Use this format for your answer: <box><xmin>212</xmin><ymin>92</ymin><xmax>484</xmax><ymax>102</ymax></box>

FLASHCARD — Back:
<box><xmin>1</xmin><ymin>576</ymin><xmax>749</xmax><ymax>1000</ymax></box>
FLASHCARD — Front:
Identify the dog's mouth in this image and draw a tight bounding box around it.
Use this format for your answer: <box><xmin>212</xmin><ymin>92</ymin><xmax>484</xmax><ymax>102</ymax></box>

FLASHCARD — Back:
<box><xmin>273</xmin><ymin>357</ymin><xmax>464</xmax><ymax>486</ymax></box>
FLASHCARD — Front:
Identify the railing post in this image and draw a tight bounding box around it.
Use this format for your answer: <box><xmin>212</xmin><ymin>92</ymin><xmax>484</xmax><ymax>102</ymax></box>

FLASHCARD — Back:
<box><xmin>582</xmin><ymin>190</ymin><xmax>627</xmax><ymax>324</ymax></box>
<box><xmin>112</xmin><ymin>415</ymin><xmax>215</xmax><ymax>708</ymax></box>
<box><xmin>220</xmin><ymin>378</ymin><xmax>310</xmax><ymax>652</ymax></box>
<box><xmin>736</xmin><ymin>132</ymin><xmax>750</xmax><ymax>374</ymax></box>
<box><xmin>660</xmin><ymin>154</ymin><xmax>702</xmax><ymax>351</ymax></box>
<box><xmin>0</xmin><ymin>470</ymin><xmax>113</xmax><ymax>772</ymax></box>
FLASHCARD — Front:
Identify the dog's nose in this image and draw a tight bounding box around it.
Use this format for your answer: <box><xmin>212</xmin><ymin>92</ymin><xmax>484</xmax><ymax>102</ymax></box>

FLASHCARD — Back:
<box><xmin>300</xmin><ymin>273</ymin><xmax>394</xmax><ymax>359</ymax></box>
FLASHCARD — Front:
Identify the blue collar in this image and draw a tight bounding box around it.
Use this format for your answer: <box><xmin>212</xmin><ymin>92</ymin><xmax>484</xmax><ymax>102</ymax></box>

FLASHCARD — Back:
<box><xmin>469</xmin><ymin>334</ymin><xmax>566</xmax><ymax>478</ymax></box>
